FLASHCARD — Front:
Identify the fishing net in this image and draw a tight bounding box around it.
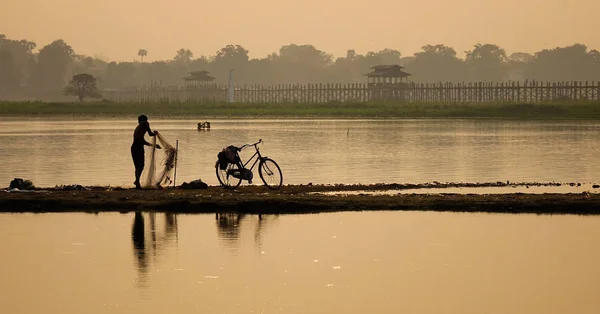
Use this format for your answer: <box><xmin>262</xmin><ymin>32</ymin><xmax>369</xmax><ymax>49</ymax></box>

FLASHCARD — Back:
<box><xmin>142</xmin><ymin>133</ymin><xmax>177</xmax><ymax>189</ymax></box>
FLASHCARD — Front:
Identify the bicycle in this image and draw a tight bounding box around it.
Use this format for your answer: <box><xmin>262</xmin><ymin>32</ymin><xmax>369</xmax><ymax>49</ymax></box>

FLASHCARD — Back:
<box><xmin>215</xmin><ymin>139</ymin><xmax>283</xmax><ymax>190</ymax></box>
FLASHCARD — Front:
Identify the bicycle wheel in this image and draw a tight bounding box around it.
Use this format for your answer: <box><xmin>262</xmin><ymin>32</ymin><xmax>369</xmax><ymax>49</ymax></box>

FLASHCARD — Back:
<box><xmin>215</xmin><ymin>160</ymin><xmax>242</xmax><ymax>189</ymax></box>
<box><xmin>258</xmin><ymin>158</ymin><xmax>283</xmax><ymax>189</ymax></box>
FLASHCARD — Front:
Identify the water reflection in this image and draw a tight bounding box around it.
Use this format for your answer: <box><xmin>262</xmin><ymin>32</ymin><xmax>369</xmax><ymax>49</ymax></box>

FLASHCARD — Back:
<box><xmin>4</xmin><ymin>211</ymin><xmax>600</xmax><ymax>314</ymax></box>
<box><xmin>254</xmin><ymin>214</ymin><xmax>276</xmax><ymax>252</ymax></box>
<box><xmin>215</xmin><ymin>213</ymin><xmax>245</xmax><ymax>246</ymax></box>
<box><xmin>131</xmin><ymin>212</ymin><xmax>179</xmax><ymax>287</ymax></box>
<box><xmin>132</xmin><ymin>212</ymin><xmax>274</xmax><ymax>287</ymax></box>
<box><xmin>215</xmin><ymin>213</ymin><xmax>277</xmax><ymax>252</ymax></box>
<box><xmin>132</xmin><ymin>212</ymin><xmax>147</xmax><ymax>277</ymax></box>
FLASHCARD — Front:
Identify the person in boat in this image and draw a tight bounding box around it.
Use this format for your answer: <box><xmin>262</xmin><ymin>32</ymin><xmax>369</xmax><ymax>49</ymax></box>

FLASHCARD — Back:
<box><xmin>132</xmin><ymin>115</ymin><xmax>160</xmax><ymax>189</ymax></box>
<box><xmin>197</xmin><ymin>121</ymin><xmax>211</xmax><ymax>130</ymax></box>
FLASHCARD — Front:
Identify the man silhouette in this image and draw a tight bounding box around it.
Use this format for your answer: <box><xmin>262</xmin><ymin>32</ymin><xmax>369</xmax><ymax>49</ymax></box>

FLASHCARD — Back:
<box><xmin>131</xmin><ymin>115</ymin><xmax>160</xmax><ymax>189</ymax></box>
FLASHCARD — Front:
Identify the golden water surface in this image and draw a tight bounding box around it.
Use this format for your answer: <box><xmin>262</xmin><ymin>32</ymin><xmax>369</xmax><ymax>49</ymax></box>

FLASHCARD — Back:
<box><xmin>0</xmin><ymin>118</ymin><xmax>599</xmax><ymax>187</ymax></box>
<box><xmin>1</xmin><ymin>211</ymin><xmax>599</xmax><ymax>314</ymax></box>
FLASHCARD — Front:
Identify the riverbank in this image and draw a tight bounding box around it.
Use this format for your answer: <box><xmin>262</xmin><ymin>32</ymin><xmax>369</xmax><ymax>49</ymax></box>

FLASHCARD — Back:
<box><xmin>1</xmin><ymin>183</ymin><xmax>599</xmax><ymax>215</ymax></box>
<box><xmin>2</xmin><ymin>101</ymin><xmax>600</xmax><ymax>119</ymax></box>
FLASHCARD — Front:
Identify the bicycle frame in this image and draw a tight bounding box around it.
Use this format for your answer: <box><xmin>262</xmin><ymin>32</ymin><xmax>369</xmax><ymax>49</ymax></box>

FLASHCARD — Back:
<box><xmin>235</xmin><ymin>144</ymin><xmax>266</xmax><ymax>175</ymax></box>
<box><xmin>217</xmin><ymin>138</ymin><xmax>282</xmax><ymax>189</ymax></box>
<box><xmin>227</xmin><ymin>139</ymin><xmax>267</xmax><ymax>181</ymax></box>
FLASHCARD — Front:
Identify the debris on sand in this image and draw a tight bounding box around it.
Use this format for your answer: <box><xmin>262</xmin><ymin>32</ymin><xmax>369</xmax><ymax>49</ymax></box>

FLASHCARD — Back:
<box><xmin>181</xmin><ymin>179</ymin><xmax>208</xmax><ymax>189</ymax></box>
<box><xmin>8</xmin><ymin>178</ymin><xmax>35</xmax><ymax>190</ymax></box>
<box><xmin>54</xmin><ymin>184</ymin><xmax>88</xmax><ymax>191</ymax></box>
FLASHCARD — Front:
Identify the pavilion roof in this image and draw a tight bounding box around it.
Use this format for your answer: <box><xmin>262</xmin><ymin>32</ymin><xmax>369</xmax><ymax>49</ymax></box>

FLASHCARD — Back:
<box><xmin>364</xmin><ymin>64</ymin><xmax>411</xmax><ymax>77</ymax></box>
<box><xmin>183</xmin><ymin>71</ymin><xmax>215</xmax><ymax>81</ymax></box>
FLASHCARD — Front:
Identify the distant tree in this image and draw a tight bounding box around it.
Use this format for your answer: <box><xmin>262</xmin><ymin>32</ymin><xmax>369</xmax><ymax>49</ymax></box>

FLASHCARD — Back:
<box><xmin>32</xmin><ymin>39</ymin><xmax>74</xmax><ymax>91</ymax></box>
<box><xmin>70</xmin><ymin>55</ymin><xmax>104</xmax><ymax>78</ymax></box>
<box><xmin>505</xmin><ymin>52</ymin><xmax>534</xmax><ymax>81</ymax></box>
<box><xmin>590</xmin><ymin>49</ymin><xmax>600</xmax><ymax>63</ymax></box>
<box><xmin>103</xmin><ymin>62</ymin><xmax>120</xmax><ymax>87</ymax></box>
<box><xmin>138</xmin><ymin>60</ymin><xmax>185</xmax><ymax>85</ymax></box>
<box><xmin>526</xmin><ymin>44</ymin><xmax>599</xmax><ymax>81</ymax></box>
<box><xmin>329</xmin><ymin>48</ymin><xmax>403</xmax><ymax>82</ymax></box>
<box><xmin>330</xmin><ymin>49</ymin><xmax>362</xmax><ymax>82</ymax></box>
<box><xmin>591</xmin><ymin>50</ymin><xmax>600</xmax><ymax>79</ymax></box>
<box><xmin>465</xmin><ymin>43</ymin><xmax>508</xmax><ymax>81</ymax></box>
<box><xmin>0</xmin><ymin>49</ymin><xmax>21</xmax><ymax>93</ymax></box>
<box><xmin>0</xmin><ymin>35</ymin><xmax>36</xmax><ymax>88</ymax></box>
<box><xmin>64</xmin><ymin>73</ymin><xmax>102</xmax><ymax>102</ymax></box>
<box><xmin>138</xmin><ymin>49</ymin><xmax>147</xmax><ymax>62</ymax></box>
<box><xmin>363</xmin><ymin>48</ymin><xmax>402</xmax><ymax>67</ymax></box>
<box><xmin>590</xmin><ymin>49</ymin><xmax>600</xmax><ymax>75</ymax></box>
<box><xmin>7</xmin><ymin>32</ymin><xmax>600</xmax><ymax>92</ymax></box>
<box><xmin>278</xmin><ymin>44</ymin><xmax>333</xmax><ymax>67</ymax></box>
<box><xmin>211</xmin><ymin>45</ymin><xmax>250</xmax><ymax>82</ymax></box>
<box><xmin>406</xmin><ymin>44</ymin><xmax>466</xmax><ymax>82</ymax></box>
<box><xmin>173</xmin><ymin>48</ymin><xmax>193</xmax><ymax>63</ymax></box>
<box><xmin>345</xmin><ymin>49</ymin><xmax>357</xmax><ymax>60</ymax></box>
<box><xmin>190</xmin><ymin>56</ymin><xmax>211</xmax><ymax>71</ymax></box>
<box><xmin>215</xmin><ymin>45</ymin><xmax>249</xmax><ymax>63</ymax></box>
<box><xmin>103</xmin><ymin>61</ymin><xmax>136</xmax><ymax>88</ymax></box>
<box><xmin>274</xmin><ymin>44</ymin><xmax>333</xmax><ymax>83</ymax></box>
<box><xmin>508</xmin><ymin>52</ymin><xmax>534</xmax><ymax>63</ymax></box>
<box><xmin>400</xmin><ymin>56</ymin><xmax>416</xmax><ymax>66</ymax></box>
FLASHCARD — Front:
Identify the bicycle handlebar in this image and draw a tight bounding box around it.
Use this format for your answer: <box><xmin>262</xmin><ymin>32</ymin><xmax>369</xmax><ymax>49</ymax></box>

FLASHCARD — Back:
<box><xmin>238</xmin><ymin>139</ymin><xmax>262</xmax><ymax>151</ymax></box>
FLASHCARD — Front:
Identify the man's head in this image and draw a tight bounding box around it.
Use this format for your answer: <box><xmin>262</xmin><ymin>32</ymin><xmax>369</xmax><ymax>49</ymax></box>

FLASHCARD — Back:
<box><xmin>138</xmin><ymin>115</ymin><xmax>148</xmax><ymax>123</ymax></box>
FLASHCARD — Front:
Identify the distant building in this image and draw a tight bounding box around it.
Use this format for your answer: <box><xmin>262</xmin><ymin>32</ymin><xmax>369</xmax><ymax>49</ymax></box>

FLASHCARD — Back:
<box><xmin>183</xmin><ymin>71</ymin><xmax>216</xmax><ymax>88</ymax></box>
<box><xmin>183</xmin><ymin>71</ymin><xmax>224</xmax><ymax>102</ymax></box>
<box><xmin>364</xmin><ymin>65</ymin><xmax>411</xmax><ymax>100</ymax></box>
<box><xmin>364</xmin><ymin>65</ymin><xmax>411</xmax><ymax>87</ymax></box>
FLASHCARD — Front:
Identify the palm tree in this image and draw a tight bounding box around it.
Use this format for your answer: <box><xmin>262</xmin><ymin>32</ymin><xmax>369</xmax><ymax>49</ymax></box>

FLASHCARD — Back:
<box><xmin>138</xmin><ymin>49</ymin><xmax>148</xmax><ymax>63</ymax></box>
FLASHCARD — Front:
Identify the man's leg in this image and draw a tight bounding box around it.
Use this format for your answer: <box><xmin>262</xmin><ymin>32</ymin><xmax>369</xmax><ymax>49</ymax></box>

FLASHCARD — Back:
<box><xmin>135</xmin><ymin>165</ymin><xmax>143</xmax><ymax>189</ymax></box>
<box><xmin>132</xmin><ymin>147</ymin><xmax>144</xmax><ymax>189</ymax></box>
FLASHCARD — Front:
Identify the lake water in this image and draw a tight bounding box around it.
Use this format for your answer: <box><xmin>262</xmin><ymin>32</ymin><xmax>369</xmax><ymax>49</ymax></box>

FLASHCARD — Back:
<box><xmin>1</xmin><ymin>211</ymin><xmax>600</xmax><ymax>314</ymax></box>
<box><xmin>0</xmin><ymin>118</ymin><xmax>599</xmax><ymax>188</ymax></box>
<box><xmin>3</xmin><ymin>119</ymin><xmax>599</xmax><ymax>313</ymax></box>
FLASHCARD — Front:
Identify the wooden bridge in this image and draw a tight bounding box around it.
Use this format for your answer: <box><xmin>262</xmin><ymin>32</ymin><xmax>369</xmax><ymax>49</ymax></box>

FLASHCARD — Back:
<box><xmin>102</xmin><ymin>81</ymin><xmax>600</xmax><ymax>103</ymax></box>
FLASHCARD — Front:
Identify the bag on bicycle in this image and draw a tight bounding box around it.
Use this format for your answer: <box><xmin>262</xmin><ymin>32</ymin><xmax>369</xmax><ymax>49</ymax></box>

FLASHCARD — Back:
<box><xmin>217</xmin><ymin>146</ymin><xmax>239</xmax><ymax>170</ymax></box>
<box><xmin>217</xmin><ymin>151</ymin><xmax>229</xmax><ymax>170</ymax></box>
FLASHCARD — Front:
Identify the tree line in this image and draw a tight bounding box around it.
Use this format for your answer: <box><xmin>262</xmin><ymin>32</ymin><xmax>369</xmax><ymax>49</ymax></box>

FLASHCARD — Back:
<box><xmin>1</xmin><ymin>33</ymin><xmax>599</xmax><ymax>100</ymax></box>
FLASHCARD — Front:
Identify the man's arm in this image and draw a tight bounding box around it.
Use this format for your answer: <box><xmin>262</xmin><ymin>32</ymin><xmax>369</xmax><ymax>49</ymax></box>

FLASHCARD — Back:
<box><xmin>144</xmin><ymin>122</ymin><xmax>161</xmax><ymax>149</ymax></box>
<box><xmin>142</xmin><ymin>138</ymin><xmax>161</xmax><ymax>149</ymax></box>
<box><xmin>146</xmin><ymin>122</ymin><xmax>157</xmax><ymax>137</ymax></box>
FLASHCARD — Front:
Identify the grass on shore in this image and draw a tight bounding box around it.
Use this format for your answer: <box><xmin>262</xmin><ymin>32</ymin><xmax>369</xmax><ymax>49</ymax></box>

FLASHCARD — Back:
<box><xmin>1</xmin><ymin>100</ymin><xmax>600</xmax><ymax>119</ymax></box>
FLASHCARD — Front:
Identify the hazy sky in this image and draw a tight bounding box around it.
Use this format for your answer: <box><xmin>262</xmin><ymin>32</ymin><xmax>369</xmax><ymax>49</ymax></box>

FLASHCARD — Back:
<box><xmin>2</xmin><ymin>0</ymin><xmax>598</xmax><ymax>61</ymax></box>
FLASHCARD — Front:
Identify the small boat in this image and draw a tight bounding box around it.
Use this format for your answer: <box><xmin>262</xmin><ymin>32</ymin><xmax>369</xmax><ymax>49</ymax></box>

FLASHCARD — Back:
<box><xmin>197</xmin><ymin>121</ymin><xmax>211</xmax><ymax>131</ymax></box>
